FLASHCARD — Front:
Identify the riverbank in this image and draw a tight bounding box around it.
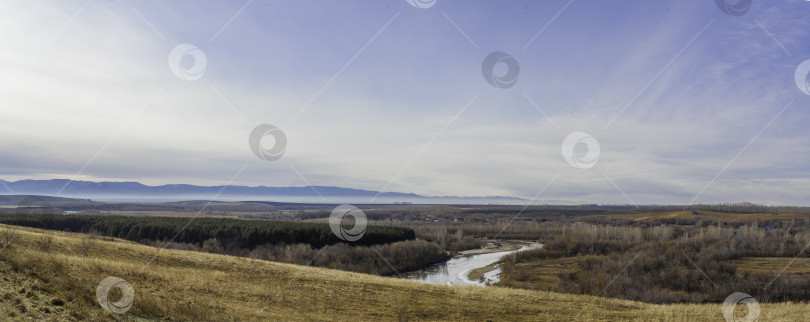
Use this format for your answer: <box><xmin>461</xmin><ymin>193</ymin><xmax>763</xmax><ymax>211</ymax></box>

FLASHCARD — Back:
<box><xmin>466</xmin><ymin>261</ymin><xmax>499</xmax><ymax>283</ymax></box>
<box><xmin>389</xmin><ymin>239</ymin><xmax>520</xmax><ymax>277</ymax></box>
<box><xmin>402</xmin><ymin>240</ymin><xmax>542</xmax><ymax>285</ymax></box>
<box><xmin>457</xmin><ymin>240</ymin><xmax>536</xmax><ymax>284</ymax></box>
<box><xmin>457</xmin><ymin>240</ymin><xmax>535</xmax><ymax>255</ymax></box>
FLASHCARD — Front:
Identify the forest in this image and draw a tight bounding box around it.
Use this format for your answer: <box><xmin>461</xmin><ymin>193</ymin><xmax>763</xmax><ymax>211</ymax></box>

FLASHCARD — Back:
<box><xmin>497</xmin><ymin>221</ymin><xmax>810</xmax><ymax>304</ymax></box>
<box><xmin>0</xmin><ymin>214</ymin><xmax>414</xmax><ymax>248</ymax></box>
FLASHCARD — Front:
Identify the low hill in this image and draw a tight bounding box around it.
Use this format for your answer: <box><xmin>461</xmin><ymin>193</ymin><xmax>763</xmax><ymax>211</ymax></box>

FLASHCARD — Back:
<box><xmin>0</xmin><ymin>179</ymin><xmax>527</xmax><ymax>204</ymax></box>
<box><xmin>0</xmin><ymin>195</ymin><xmax>101</xmax><ymax>207</ymax></box>
<box><xmin>0</xmin><ymin>224</ymin><xmax>806</xmax><ymax>320</ymax></box>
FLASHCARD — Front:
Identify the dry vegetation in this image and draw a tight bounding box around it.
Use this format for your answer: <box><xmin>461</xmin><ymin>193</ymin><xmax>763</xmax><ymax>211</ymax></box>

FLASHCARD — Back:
<box><xmin>0</xmin><ymin>213</ymin><xmax>442</xmax><ymax>277</ymax></box>
<box><xmin>499</xmin><ymin>222</ymin><xmax>810</xmax><ymax>304</ymax></box>
<box><xmin>245</xmin><ymin>239</ymin><xmax>447</xmax><ymax>275</ymax></box>
<box><xmin>2</xmin><ymin>223</ymin><xmax>809</xmax><ymax>320</ymax></box>
<box><xmin>735</xmin><ymin>257</ymin><xmax>810</xmax><ymax>277</ymax></box>
<box><xmin>611</xmin><ymin>210</ymin><xmax>810</xmax><ymax>223</ymax></box>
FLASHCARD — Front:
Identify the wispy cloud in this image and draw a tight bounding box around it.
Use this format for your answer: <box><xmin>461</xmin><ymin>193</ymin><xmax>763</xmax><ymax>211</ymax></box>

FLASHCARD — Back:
<box><xmin>1</xmin><ymin>1</ymin><xmax>810</xmax><ymax>205</ymax></box>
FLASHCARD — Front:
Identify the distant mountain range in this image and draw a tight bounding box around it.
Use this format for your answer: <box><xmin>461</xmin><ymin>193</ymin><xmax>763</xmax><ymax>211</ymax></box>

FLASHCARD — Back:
<box><xmin>0</xmin><ymin>179</ymin><xmax>527</xmax><ymax>204</ymax></box>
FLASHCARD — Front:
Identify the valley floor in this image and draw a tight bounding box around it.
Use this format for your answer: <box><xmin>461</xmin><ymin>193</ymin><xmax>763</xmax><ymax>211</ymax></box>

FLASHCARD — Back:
<box><xmin>0</xmin><ymin>224</ymin><xmax>807</xmax><ymax>321</ymax></box>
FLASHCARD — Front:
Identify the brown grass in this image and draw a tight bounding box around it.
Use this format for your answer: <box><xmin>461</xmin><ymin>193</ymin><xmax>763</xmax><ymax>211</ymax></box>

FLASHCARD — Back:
<box><xmin>736</xmin><ymin>257</ymin><xmax>810</xmax><ymax>277</ymax></box>
<box><xmin>499</xmin><ymin>256</ymin><xmax>585</xmax><ymax>290</ymax></box>
<box><xmin>0</xmin><ymin>224</ymin><xmax>808</xmax><ymax>321</ymax></box>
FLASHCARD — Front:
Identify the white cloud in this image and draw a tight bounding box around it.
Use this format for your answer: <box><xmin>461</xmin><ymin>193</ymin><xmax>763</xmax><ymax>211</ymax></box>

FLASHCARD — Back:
<box><xmin>1</xmin><ymin>1</ymin><xmax>810</xmax><ymax>205</ymax></box>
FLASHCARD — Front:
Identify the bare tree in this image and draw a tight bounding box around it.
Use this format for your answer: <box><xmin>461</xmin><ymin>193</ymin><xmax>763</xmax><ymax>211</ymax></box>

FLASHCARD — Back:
<box><xmin>76</xmin><ymin>231</ymin><xmax>98</xmax><ymax>256</ymax></box>
<box><xmin>0</xmin><ymin>226</ymin><xmax>19</xmax><ymax>251</ymax></box>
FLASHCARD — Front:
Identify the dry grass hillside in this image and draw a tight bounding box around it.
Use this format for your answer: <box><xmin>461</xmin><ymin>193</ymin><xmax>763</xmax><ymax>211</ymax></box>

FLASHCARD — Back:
<box><xmin>0</xmin><ymin>224</ymin><xmax>807</xmax><ymax>321</ymax></box>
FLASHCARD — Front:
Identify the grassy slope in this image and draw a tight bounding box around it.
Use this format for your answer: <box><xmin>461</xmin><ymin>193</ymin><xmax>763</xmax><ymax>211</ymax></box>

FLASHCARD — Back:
<box><xmin>0</xmin><ymin>224</ymin><xmax>807</xmax><ymax>321</ymax></box>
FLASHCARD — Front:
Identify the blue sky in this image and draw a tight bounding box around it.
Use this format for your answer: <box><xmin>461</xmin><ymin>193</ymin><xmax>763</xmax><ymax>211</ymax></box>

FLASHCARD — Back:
<box><xmin>1</xmin><ymin>0</ymin><xmax>810</xmax><ymax>205</ymax></box>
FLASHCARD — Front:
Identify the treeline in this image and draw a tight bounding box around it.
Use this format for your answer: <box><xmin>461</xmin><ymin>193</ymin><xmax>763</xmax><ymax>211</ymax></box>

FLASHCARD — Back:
<box><xmin>684</xmin><ymin>202</ymin><xmax>810</xmax><ymax>214</ymax></box>
<box><xmin>0</xmin><ymin>214</ymin><xmax>414</xmax><ymax>249</ymax></box>
<box><xmin>254</xmin><ymin>240</ymin><xmax>446</xmax><ymax>275</ymax></box>
<box><xmin>382</xmin><ymin>219</ymin><xmax>572</xmax><ymax>241</ymax></box>
<box><xmin>143</xmin><ymin>237</ymin><xmax>448</xmax><ymax>276</ymax></box>
<box><xmin>489</xmin><ymin>202</ymin><xmax>810</xmax><ymax>214</ymax></box>
<box><xmin>499</xmin><ymin>223</ymin><xmax>810</xmax><ymax>304</ymax></box>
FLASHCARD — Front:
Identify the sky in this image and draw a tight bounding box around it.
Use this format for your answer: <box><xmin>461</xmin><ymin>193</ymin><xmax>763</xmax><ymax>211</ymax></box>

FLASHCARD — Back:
<box><xmin>1</xmin><ymin>0</ymin><xmax>810</xmax><ymax>205</ymax></box>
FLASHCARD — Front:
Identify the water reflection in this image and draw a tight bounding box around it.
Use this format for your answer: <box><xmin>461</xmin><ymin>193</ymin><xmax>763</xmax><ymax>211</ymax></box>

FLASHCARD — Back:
<box><xmin>403</xmin><ymin>243</ymin><xmax>542</xmax><ymax>286</ymax></box>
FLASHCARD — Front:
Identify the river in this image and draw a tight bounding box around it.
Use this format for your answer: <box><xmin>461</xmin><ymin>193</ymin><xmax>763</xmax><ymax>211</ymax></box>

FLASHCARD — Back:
<box><xmin>402</xmin><ymin>242</ymin><xmax>542</xmax><ymax>286</ymax></box>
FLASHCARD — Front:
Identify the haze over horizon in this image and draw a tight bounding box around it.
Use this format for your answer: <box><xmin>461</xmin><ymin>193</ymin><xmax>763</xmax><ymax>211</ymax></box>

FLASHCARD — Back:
<box><xmin>3</xmin><ymin>1</ymin><xmax>810</xmax><ymax>205</ymax></box>
<box><xmin>0</xmin><ymin>178</ymin><xmax>533</xmax><ymax>205</ymax></box>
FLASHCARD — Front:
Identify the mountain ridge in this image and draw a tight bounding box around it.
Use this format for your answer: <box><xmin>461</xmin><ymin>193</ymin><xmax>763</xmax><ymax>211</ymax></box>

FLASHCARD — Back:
<box><xmin>0</xmin><ymin>179</ymin><xmax>525</xmax><ymax>202</ymax></box>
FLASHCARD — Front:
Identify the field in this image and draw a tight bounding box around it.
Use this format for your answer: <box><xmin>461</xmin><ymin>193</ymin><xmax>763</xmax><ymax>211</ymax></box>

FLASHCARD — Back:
<box><xmin>736</xmin><ymin>257</ymin><xmax>810</xmax><ymax>277</ymax></box>
<box><xmin>611</xmin><ymin>210</ymin><xmax>810</xmax><ymax>222</ymax></box>
<box><xmin>2</xmin><ymin>200</ymin><xmax>810</xmax><ymax>320</ymax></box>
<box><xmin>1</xmin><ymin>223</ymin><xmax>809</xmax><ymax>321</ymax></box>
